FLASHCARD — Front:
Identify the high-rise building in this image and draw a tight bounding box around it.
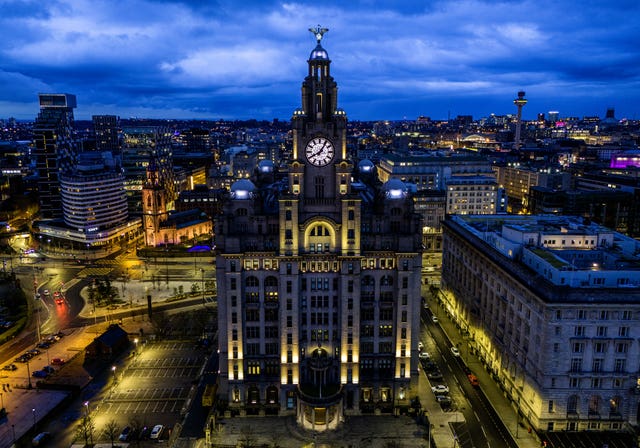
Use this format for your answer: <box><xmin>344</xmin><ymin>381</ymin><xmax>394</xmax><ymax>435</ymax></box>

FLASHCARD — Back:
<box><xmin>93</xmin><ymin>115</ymin><xmax>121</xmax><ymax>153</ymax></box>
<box><xmin>121</xmin><ymin>126</ymin><xmax>174</xmax><ymax>213</ymax></box>
<box><xmin>33</xmin><ymin>93</ymin><xmax>77</xmax><ymax>219</ymax></box>
<box><xmin>214</xmin><ymin>28</ymin><xmax>423</xmax><ymax>430</ymax></box>
<box><xmin>440</xmin><ymin>214</ymin><xmax>640</xmax><ymax>432</ymax></box>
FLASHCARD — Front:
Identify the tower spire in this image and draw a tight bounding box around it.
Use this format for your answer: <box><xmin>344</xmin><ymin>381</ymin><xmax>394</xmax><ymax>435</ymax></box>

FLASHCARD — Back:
<box><xmin>309</xmin><ymin>24</ymin><xmax>329</xmax><ymax>44</ymax></box>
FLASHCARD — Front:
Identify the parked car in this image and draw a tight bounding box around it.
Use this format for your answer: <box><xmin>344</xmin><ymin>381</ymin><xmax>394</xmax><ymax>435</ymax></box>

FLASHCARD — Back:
<box><xmin>467</xmin><ymin>374</ymin><xmax>479</xmax><ymax>387</ymax></box>
<box><xmin>431</xmin><ymin>384</ymin><xmax>450</xmax><ymax>395</ymax></box>
<box><xmin>42</xmin><ymin>289</ymin><xmax>50</xmax><ymax>296</ymax></box>
<box><xmin>119</xmin><ymin>426</ymin><xmax>132</xmax><ymax>442</ymax></box>
<box><xmin>436</xmin><ymin>395</ymin><xmax>452</xmax><ymax>408</ymax></box>
<box><xmin>42</xmin><ymin>365</ymin><xmax>55</xmax><ymax>374</ymax></box>
<box><xmin>450</xmin><ymin>347</ymin><xmax>460</xmax><ymax>357</ymax></box>
<box><xmin>419</xmin><ymin>352</ymin><xmax>430</xmax><ymax>360</ymax></box>
<box><xmin>418</xmin><ymin>341</ymin><xmax>424</xmax><ymax>350</ymax></box>
<box><xmin>32</xmin><ymin>432</ymin><xmax>50</xmax><ymax>446</ymax></box>
<box><xmin>2</xmin><ymin>363</ymin><xmax>17</xmax><ymax>371</ymax></box>
<box><xmin>51</xmin><ymin>358</ymin><xmax>65</xmax><ymax>365</ymax></box>
<box><xmin>150</xmin><ymin>424</ymin><xmax>164</xmax><ymax>440</ymax></box>
<box><xmin>427</xmin><ymin>370</ymin><xmax>443</xmax><ymax>381</ymax></box>
<box><xmin>423</xmin><ymin>361</ymin><xmax>438</xmax><ymax>372</ymax></box>
<box><xmin>431</xmin><ymin>315</ymin><xmax>439</xmax><ymax>323</ymax></box>
<box><xmin>32</xmin><ymin>370</ymin><xmax>48</xmax><ymax>378</ymax></box>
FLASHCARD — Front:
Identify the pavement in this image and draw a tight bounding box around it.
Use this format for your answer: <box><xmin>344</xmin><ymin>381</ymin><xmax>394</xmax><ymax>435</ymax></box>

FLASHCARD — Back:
<box><xmin>425</xmin><ymin>292</ymin><xmax>541</xmax><ymax>448</ymax></box>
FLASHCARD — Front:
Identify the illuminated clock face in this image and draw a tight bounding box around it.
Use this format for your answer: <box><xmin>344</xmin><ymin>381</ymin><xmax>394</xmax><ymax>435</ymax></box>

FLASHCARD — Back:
<box><xmin>305</xmin><ymin>137</ymin><xmax>335</xmax><ymax>167</ymax></box>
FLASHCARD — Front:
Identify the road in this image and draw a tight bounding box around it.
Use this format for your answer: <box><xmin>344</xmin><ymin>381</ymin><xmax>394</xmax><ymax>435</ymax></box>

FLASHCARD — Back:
<box><xmin>421</xmin><ymin>305</ymin><xmax>518</xmax><ymax>448</ymax></box>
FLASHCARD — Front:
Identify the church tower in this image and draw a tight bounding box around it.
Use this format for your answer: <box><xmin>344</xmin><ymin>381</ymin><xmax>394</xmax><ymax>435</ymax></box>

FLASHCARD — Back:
<box><xmin>142</xmin><ymin>158</ymin><xmax>169</xmax><ymax>246</ymax></box>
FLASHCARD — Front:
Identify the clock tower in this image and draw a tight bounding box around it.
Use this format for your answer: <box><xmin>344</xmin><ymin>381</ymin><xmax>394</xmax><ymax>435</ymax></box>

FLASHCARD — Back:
<box><xmin>290</xmin><ymin>26</ymin><xmax>350</xmax><ymax>203</ymax></box>
<box><xmin>215</xmin><ymin>26</ymin><xmax>422</xmax><ymax>432</ymax></box>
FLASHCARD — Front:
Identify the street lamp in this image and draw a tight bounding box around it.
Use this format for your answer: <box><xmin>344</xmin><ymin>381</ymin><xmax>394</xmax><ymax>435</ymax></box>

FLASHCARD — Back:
<box><xmin>26</xmin><ymin>357</ymin><xmax>32</xmax><ymax>389</ymax></box>
<box><xmin>201</xmin><ymin>268</ymin><xmax>205</xmax><ymax>305</ymax></box>
<box><xmin>134</xmin><ymin>338</ymin><xmax>139</xmax><ymax>356</ymax></box>
<box><xmin>84</xmin><ymin>401</ymin><xmax>94</xmax><ymax>446</ymax></box>
<box><xmin>112</xmin><ymin>365</ymin><xmax>117</xmax><ymax>387</ymax></box>
<box><xmin>32</xmin><ymin>408</ymin><xmax>36</xmax><ymax>431</ymax></box>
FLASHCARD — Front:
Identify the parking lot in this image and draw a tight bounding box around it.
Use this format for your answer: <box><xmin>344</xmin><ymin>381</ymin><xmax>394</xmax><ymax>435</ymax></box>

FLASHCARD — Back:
<box><xmin>91</xmin><ymin>340</ymin><xmax>208</xmax><ymax>444</ymax></box>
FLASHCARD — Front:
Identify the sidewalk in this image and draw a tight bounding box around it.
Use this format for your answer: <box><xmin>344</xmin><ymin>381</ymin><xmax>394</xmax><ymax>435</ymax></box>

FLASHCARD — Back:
<box><xmin>426</xmin><ymin>292</ymin><xmax>541</xmax><ymax>448</ymax></box>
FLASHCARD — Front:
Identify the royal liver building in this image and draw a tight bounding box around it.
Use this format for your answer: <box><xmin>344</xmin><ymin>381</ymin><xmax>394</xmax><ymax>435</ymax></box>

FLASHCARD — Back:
<box><xmin>215</xmin><ymin>27</ymin><xmax>422</xmax><ymax>430</ymax></box>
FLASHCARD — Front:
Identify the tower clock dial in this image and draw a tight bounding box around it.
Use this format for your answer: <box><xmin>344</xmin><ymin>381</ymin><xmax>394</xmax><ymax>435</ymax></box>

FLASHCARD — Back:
<box><xmin>305</xmin><ymin>137</ymin><xmax>335</xmax><ymax>167</ymax></box>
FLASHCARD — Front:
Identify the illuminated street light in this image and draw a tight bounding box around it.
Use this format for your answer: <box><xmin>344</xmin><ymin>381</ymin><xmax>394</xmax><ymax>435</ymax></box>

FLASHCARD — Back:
<box><xmin>32</xmin><ymin>408</ymin><xmax>36</xmax><ymax>431</ymax></box>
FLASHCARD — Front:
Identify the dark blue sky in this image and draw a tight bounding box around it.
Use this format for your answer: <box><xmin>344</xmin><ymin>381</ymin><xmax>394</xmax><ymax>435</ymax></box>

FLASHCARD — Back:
<box><xmin>1</xmin><ymin>0</ymin><xmax>639</xmax><ymax>121</ymax></box>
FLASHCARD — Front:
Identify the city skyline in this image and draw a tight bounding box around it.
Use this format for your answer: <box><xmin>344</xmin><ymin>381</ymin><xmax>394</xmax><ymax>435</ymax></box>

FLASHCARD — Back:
<box><xmin>1</xmin><ymin>0</ymin><xmax>639</xmax><ymax>121</ymax></box>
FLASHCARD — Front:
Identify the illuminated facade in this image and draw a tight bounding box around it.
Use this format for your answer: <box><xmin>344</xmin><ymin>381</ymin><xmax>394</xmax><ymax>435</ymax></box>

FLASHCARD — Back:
<box><xmin>441</xmin><ymin>214</ymin><xmax>640</xmax><ymax>432</ymax></box>
<box><xmin>215</xmin><ymin>29</ymin><xmax>422</xmax><ymax>430</ymax></box>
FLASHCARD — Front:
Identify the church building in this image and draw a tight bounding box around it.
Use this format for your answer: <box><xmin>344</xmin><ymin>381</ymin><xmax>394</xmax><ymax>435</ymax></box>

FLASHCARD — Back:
<box><xmin>215</xmin><ymin>27</ymin><xmax>423</xmax><ymax>430</ymax></box>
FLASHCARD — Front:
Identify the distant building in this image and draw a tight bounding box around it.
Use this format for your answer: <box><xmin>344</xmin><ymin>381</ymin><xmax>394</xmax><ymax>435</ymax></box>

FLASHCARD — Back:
<box><xmin>441</xmin><ymin>214</ymin><xmax>640</xmax><ymax>432</ymax></box>
<box><xmin>93</xmin><ymin>115</ymin><xmax>120</xmax><ymax>153</ymax></box>
<box><xmin>377</xmin><ymin>152</ymin><xmax>493</xmax><ymax>191</ymax></box>
<box><xmin>445</xmin><ymin>175</ymin><xmax>502</xmax><ymax>215</ymax></box>
<box><xmin>122</xmin><ymin>126</ymin><xmax>174</xmax><ymax>214</ymax></box>
<box><xmin>493</xmin><ymin>164</ymin><xmax>571</xmax><ymax>212</ymax></box>
<box><xmin>142</xmin><ymin>160</ymin><xmax>211</xmax><ymax>247</ymax></box>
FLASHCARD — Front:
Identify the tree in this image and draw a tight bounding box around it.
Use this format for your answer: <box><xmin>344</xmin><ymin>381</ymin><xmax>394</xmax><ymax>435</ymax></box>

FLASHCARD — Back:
<box><xmin>129</xmin><ymin>416</ymin><xmax>144</xmax><ymax>447</ymax></box>
<box><xmin>77</xmin><ymin>414</ymin><xmax>95</xmax><ymax>447</ymax></box>
<box><xmin>104</xmin><ymin>418</ymin><xmax>119</xmax><ymax>447</ymax></box>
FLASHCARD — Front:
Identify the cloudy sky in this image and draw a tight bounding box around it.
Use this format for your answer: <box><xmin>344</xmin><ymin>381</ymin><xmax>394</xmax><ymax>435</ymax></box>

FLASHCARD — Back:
<box><xmin>1</xmin><ymin>0</ymin><xmax>639</xmax><ymax>121</ymax></box>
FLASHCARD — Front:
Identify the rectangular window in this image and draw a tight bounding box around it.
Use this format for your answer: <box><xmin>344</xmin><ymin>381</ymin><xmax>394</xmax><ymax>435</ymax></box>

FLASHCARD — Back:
<box><xmin>619</xmin><ymin>327</ymin><xmax>630</xmax><ymax>337</ymax></box>
<box><xmin>548</xmin><ymin>400</ymin><xmax>554</xmax><ymax>413</ymax></box>
<box><xmin>592</xmin><ymin>358</ymin><xmax>603</xmax><ymax>373</ymax></box>
<box><xmin>574</xmin><ymin>326</ymin><xmax>585</xmax><ymax>337</ymax></box>
<box><xmin>614</xmin><ymin>359</ymin><xmax>626</xmax><ymax>373</ymax></box>
<box><xmin>596</xmin><ymin>326</ymin><xmax>607</xmax><ymax>337</ymax></box>
<box><xmin>570</xmin><ymin>358</ymin><xmax>582</xmax><ymax>373</ymax></box>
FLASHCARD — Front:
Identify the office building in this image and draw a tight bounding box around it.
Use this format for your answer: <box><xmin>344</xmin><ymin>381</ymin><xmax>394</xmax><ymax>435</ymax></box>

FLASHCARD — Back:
<box><xmin>215</xmin><ymin>28</ymin><xmax>423</xmax><ymax>431</ymax></box>
<box><xmin>33</xmin><ymin>93</ymin><xmax>78</xmax><ymax>219</ymax></box>
<box><xmin>440</xmin><ymin>214</ymin><xmax>640</xmax><ymax>432</ymax></box>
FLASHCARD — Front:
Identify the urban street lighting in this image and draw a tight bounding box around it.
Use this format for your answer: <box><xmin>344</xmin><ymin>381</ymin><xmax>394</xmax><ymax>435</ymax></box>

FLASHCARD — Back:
<box><xmin>83</xmin><ymin>401</ymin><xmax>94</xmax><ymax>446</ymax></box>
<box><xmin>32</xmin><ymin>408</ymin><xmax>36</xmax><ymax>431</ymax></box>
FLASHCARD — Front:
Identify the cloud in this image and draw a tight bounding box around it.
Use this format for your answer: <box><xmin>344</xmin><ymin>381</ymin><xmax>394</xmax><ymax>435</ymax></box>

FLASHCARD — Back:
<box><xmin>0</xmin><ymin>0</ymin><xmax>639</xmax><ymax>120</ymax></box>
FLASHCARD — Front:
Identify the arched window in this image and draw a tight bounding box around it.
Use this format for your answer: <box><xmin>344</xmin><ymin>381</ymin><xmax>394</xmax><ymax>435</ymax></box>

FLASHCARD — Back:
<box><xmin>588</xmin><ymin>395</ymin><xmax>601</xmax><ymax>416</ymax></box>
<box><xmin>361</xmin><ymin>275</ymin><xmax>375</xmax><ymax>287</ymax></box>
<box><xmin>246</xmin><ymin>276</ymin><xmax>259</xmax><ymax>287</ymax></box>
<box><xmin>380</xmin><ymin>275</ymin><xmax>393</xmax><ymax>287</ymax></box>
<box><xmin>265</xmin><ymin>276</ymin><xmax>278</xmax><ymax>287</ymax></box>
<box><xmin>610</xmin><ymin>396</ymin><xmax>622</xmax><ymax>415</ymax></box>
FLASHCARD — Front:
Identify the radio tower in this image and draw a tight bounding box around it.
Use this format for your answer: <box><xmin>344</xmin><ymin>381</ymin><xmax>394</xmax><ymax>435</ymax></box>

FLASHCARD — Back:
<box><xmin>513</xmin><ymin>91</ymin><xmax>527</xmax><ymax>151</ymax></box>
